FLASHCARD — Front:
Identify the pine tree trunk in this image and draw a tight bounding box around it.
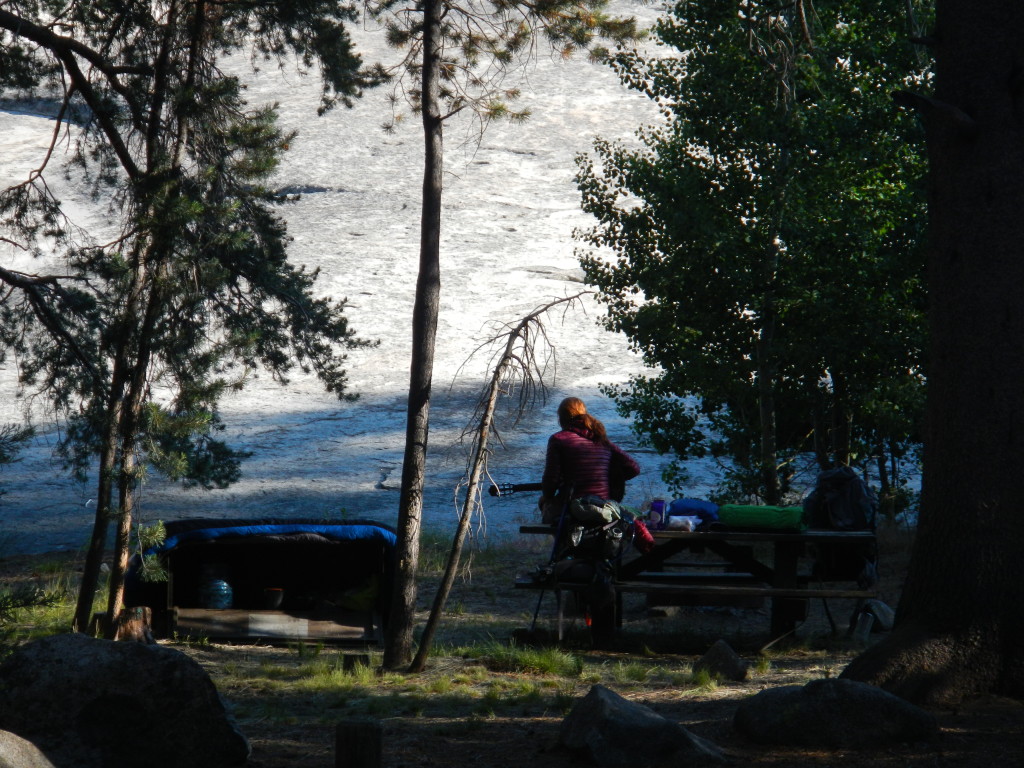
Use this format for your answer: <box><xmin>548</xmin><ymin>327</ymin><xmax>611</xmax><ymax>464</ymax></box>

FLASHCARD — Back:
<box><xmin>72</xmin><ymin>400</ymin><xmax>121</xmax><ymax>632</ymax></box>
<box><xmin>104</xmin><ymin>383</ymin><xmax>147</xmax><ymax>637</ymax></box>
<box><xmin>755</xmin><ymin>330</ymin><xmax>781</xmax><ymax>505</ymax></box>
<box><xmin>383</xmin><ymin>0</ymin><xmax>444</xmax><ymax>671</ymax></box>
<box><xmin>104</xmin><ymin>267</ymin><xmax>164</xmax><ymax>636</ymax></box>
<box><xmin>105</xmin><ymin>448</ymin><xmax>136</xmax><ymax>639</ymax></box>
<box><xmin>842</xmin><ymin>0</ymin><xmax>1024</xmax><ymax>705</ymax></box>
<box><xmin>73</xmin><ymin>348</ymin><xmax>135</xmax><ymax>632</ymax></box>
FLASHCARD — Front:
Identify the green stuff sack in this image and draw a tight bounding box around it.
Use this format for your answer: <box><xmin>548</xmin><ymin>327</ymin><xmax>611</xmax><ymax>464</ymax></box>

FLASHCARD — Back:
<box><xmin>716</xmin><ymin>504</ymin><xmax>807</xmax><ymax>531</ymax></box>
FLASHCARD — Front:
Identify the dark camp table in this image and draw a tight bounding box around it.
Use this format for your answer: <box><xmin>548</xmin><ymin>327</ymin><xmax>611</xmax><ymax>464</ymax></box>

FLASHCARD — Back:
<box><xmin>516</xmin><ymin>524</ymin><xmax>877</xmax><ymax>639</ymax></box>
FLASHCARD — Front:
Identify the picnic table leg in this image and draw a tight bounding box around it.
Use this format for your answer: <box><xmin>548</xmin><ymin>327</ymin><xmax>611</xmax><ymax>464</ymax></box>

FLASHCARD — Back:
<box><xmin>770</xmin><ymin>540</ymin><xmax>806</xmax><ymax>638</ymax></box>
<box><xmin>555</xmin><ymin>589</ymin><xmax>565</xmax><ymax>642</ymax></box>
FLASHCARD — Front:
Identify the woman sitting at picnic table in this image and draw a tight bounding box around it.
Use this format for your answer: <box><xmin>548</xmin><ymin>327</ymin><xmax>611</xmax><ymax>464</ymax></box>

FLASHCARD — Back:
<box><xmin>538</xmin><ymin>396</ymin><xmax>641</xmax><ymax>524</ymax></box>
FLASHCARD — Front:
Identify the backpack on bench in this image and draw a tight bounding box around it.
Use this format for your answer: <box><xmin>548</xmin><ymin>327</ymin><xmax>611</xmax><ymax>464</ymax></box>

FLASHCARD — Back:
<box><xmin>560</xmin><ymin>496</ymin><xmax>629</xmax><ymax>562</ymax></box>
<box><xmin>803</xmin><ymin>467</ymin><xmax>879</xmax><ymax>588</ymax></box>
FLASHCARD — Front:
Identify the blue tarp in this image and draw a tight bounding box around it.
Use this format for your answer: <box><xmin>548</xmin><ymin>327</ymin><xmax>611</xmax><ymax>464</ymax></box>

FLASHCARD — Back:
<box><xmin>143</xmin><ymin>520</ymin><xmax>397</xmax><ymax>557</ymax></box>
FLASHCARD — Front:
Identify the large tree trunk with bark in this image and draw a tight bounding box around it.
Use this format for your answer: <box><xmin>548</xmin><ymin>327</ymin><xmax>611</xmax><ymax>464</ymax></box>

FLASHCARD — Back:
<box><xmin>842</xmin><ymin>0</ymin><xmax>1024</xmax><ymax>706</ymax></box>
<box><xmin>383</xmin><ymin>0</ymin><xmax>444</xmax><ymax>671</ymax></box>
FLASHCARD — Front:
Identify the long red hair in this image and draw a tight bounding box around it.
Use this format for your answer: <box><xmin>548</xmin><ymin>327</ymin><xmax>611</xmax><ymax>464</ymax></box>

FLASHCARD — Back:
<box><xmin>557</xmin><ymin>397</ymin><xmax>609</xmax><ymax>445</ymax></box>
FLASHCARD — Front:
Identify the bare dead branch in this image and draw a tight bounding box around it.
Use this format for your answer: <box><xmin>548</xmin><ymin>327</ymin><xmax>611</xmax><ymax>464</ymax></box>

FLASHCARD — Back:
<box><xmin>409</xmin><ymin>291</ymin><xmax>591</xmax><ymax>671</ymax></box>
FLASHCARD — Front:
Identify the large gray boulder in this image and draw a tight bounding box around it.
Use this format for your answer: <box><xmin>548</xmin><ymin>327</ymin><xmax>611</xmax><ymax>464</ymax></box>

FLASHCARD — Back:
<box><xmin>0</xmin><ymin>634</ymin><xmax>249</xmax><ymax>768</ymax></box>
<box><xmin>734</xmin><ymin>678</ymin><xmax>938</xmax><ymax>748</ymax></box>
<box><xmin>0</xmin><ymin>731</ymin><xmax>56</xmax><ymax>768</ymax></box>
<box><xmin>560</xmin><ymin>684</ymin><xmax>726</xmax><ymax>766</ymax></box>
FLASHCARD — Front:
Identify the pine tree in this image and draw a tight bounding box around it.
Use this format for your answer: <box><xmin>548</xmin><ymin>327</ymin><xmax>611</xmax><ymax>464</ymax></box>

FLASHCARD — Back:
<box><xmin>0</xmin><ymin>0</ymin><xmax>375</xmax><ymax>634</ymax></box>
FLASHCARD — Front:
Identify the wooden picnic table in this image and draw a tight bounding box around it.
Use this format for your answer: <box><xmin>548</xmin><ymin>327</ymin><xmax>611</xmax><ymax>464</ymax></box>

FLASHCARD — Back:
<box><xmin>516</xmin><ymin>524</ymin><xmax>877</xmax><ymax>639</ymax></box>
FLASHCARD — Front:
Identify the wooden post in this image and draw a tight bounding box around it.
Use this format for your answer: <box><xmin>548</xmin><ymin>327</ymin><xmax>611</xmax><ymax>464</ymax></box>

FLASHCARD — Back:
<box><xmin>335</xmin><ymin>719</ymin><xmax>382</xmax><ymax>768</ymax></box>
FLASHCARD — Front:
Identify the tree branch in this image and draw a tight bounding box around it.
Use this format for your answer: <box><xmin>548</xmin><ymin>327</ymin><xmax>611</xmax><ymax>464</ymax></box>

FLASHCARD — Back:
<box><xmin>0</xmin><ymin>9</ymin><xmax>143</xmax><ymax>178</ymax></box>
<box><xmin>0</xmin><ymin>266</ymin><xmax>104</xmax><ymax>388</ymax></box>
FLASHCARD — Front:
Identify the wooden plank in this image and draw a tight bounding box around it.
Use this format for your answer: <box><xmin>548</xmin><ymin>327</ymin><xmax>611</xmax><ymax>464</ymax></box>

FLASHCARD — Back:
<box><xmin>651</xmin><ymin>529</ymin><xmax>876</xmax><ymax>544</ymax></box>
<box><xmin>172</xmin><ymin>608</ymin><xmax>378</xmax><ymax>642</ymax></box>
<box><xmin>614</xmin><ymin>581</ymin><xmax>876</xmax><ymax>600</ymax></box>
<box><xmin>513</xmin><ymin>577</ymin><xmax>875</xmax><ymax>601</ymax></box>
<box><xmin>519</xmin><ymin>524</ymin><xmax>876</xmax><ymax>544</ymax></box>
<box><xmin>630</xmin><ymin>571</ymin><xmax>763</xmax><ymax>583</ymax></box>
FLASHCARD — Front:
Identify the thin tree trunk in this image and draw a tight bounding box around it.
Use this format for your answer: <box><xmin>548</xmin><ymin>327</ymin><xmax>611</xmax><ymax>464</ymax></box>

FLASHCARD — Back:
<box><xmin>72</xmin><ymin>392</ymin><xmax>122</xmax><ymax>632</ymax></box>
<box><xmin>104</xmin><ymin>358</ymin><xmax>152</xmax><ymax>636</ymax></box>
<box><xmin>756</xmin><ymin>239</ymin><xmax>782</xmax><ymax>505</ymax></box>
<box><xmin>73</xmin><ymin>282</ymin><xmax>144</xmax><ymax>631</ymax></box>
<box><xmin>830</xmin><ymin>373</ymin><xmax>852</xmax><ymax>466</ymax></box>
<box><xmin>383</xmin><ymin>0</ymin><xmax>444</xmax><ymax>671</ymax></box>
<box><xmin>408</xmin><ymin>366</ymin><xmax>500</xmax><ymax>673</ymax></box>
<box><xmin>103</xmin><ymin>256</ymin><xmax>167</xmax><ymax>634</ymax></box>
<box><xmin>100</xmin><ymin>5</ymin><xmax>202</xmax><ymax>634</ymax></box>
<box><xmin>72</xmin><ymin>3</ymin><xmax>188</xmax><ymax>634</ymax></box>
<box><xmin>756</xmin><ymin>328</ymin><xmax>780</xmax><ymax>505</ymax></box>
<box><xmin>875</xmin><ymin>439</ymin><xmax>893</xmax><ymax>519</ymax></box>
<box><xmin>105</xmin><ymin>447</ymin><xmax>136</xmax><ymax>639</ymax></box>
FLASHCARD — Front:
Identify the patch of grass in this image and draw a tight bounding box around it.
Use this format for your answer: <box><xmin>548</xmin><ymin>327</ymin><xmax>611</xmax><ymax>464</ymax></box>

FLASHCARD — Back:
<box><xmin>417</xmin><ymin>531</ymin><xmax>520</xmax><ymax>584</ymax></box>
<box><xmin>427</xmin><ymin>675</ymin><xmax>456</xmax><ymax>694</ymax></box>
<box><xmin>463</xmin><ymin>639</ymin><xmax>583</xmax><ymax>677</ymax></box>
<box><xmin>666</xmin><ymin>670</ymin><xmax>691</xmax><ymax>686</ymax></box>
<box><xmin>508</xmin><ymin>680</ymin><xmax>546</xmax><ymax>706</ymax></box>
<box><xmin>258</xmin><ymin>661</ymin><xmax>295</xmax><ymax>680</ymax></box>
<box><xmin>291</xmin><ymin>640</ymin><xmax>325</xmax><ymax>658</ymax></box>
<box><xmin>1</xmin><ymin>572</ymin><xmax>74</xmax><ymax>646</ymax></box>
<box><xmin>689</xmin><ymin>666</ymin><xmax>720</xmax><ymax>692</ymax></box>
<box><xmin>609</xmin><ymin>660</ymin><xmax>651</xmax><ymax>684</ymax></box>
<box><xmin>169</xmin><ymin>632</ymin><xmax>210</xmax><ymax>648</ymax></box>
<box><xmin>452</xmin><ymin>665</ymin><xmax>490</xmax><ymax>685</ymax></box>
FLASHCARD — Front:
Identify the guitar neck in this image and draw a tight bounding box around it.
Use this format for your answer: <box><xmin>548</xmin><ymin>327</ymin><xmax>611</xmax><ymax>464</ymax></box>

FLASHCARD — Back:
<box><xmin>488</xmin><ymin>481</ymin><xmax>544</xmax><ymax>497</ymax></box>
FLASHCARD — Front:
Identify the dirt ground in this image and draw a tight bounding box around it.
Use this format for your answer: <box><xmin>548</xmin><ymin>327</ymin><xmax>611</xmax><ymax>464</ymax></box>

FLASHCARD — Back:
<box><xmin>3</xmin><ymin>524</ymin><xmax>1023</xmax><ymax>768</ymax></box>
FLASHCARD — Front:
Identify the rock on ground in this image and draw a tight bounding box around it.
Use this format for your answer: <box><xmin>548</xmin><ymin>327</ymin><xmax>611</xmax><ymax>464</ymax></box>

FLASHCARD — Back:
<box><xmin>694</xmin><ymin>639</ymin><xmax>749</xmax><ymax>682</ymax></box>
<box><xmin>560</xmin><ymin>684</ymin><xmax>726</xmax><ymax>766</ymax></box>
<box><xmin>0</xmin><ymin>731</ymin><xmax>56</xmax><ymax>768</ymax></box>
<box><xmin>733</xmin><ymin>677</ymin><xmax>939</xmax><ymax>748</ymax></box>
<box><xmin>0</xmin><ymin>634</ymin><xmax>249</xmax><ymax>768</ymax></box>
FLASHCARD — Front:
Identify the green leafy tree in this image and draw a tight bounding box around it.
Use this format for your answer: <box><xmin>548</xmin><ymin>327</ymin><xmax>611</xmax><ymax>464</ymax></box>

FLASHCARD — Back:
<box><xmin>843</xmin><ymin>0</ymin><xmax>1024</xmax><ymax>705</ymax></box>
<box><xmin>363</xmin><ymin>0</ymin><xmax>639</xmax><ymax>669</ymax></box>
<box><xmin>575</xmin><ymin>0</ymin><xmax>930</xmax><ymax>504</ymax></box>
<box><xmin>0</xmin><ymin>0</ymin><xmax>374</xmax><ymax>634</ymax></box>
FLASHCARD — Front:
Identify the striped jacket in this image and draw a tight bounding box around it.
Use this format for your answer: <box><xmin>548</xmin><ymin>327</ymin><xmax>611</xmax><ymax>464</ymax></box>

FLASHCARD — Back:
<box><xmin>541</xmin><ymin>426</ymin><xmax>640</xmax><ymax>502</ymax></box>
